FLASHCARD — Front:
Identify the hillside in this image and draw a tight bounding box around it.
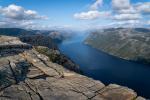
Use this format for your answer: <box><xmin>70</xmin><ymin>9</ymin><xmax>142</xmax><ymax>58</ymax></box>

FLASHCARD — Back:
<box><xmin>0</xmin><ymin>28</ymin><xmax>77</xmax><ymax>44</ymax></box>
<box><xmin>0</xmin><ymin>35</ymin><xmax>145</xmax><ymax>100</ymax></box>
<box><xmin>85</xmin><ymin>28</ymin><xmax>150</xmax><ymax>64</ymax></box>
<box><xmin>0</xmin><ymin>28</ymin><xmax>35</xmax><ymax>36</ymax></box>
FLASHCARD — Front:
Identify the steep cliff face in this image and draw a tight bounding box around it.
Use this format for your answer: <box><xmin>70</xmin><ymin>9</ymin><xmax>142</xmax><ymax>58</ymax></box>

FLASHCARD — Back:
<box><xmin>0</xmin><ymin>35</ymin><xmax>145</xmax><ymax>100</ymax></box>
<box><xmin>35</xmin><ymin>46</ymin><xmax>81</xmax><ymax>73</ymax></box>
<box><xmin>85</xmin><ymin>28</ymin><xmax>150</xmax><ymax>64</ymax></box>
<box><xmin>19</xmin><ymin>34</ymin><xmax>57</xmax><ymax>49</ymax></box>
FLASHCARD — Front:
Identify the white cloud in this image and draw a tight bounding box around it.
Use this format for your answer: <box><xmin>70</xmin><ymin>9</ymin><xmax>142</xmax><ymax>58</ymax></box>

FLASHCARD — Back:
<box><xmin>113</xmin><ymin>13</ymin><xmax>141</xmax><ymax>20</ymax></box>
<box><xmin>116</xmin><ymin>6</ymin><xmax>137</xmax><ymax>14</ymax></box>
<box><xmin>0</xmin><ymin>4</ymin><xmax>48</xmax><ymax>29</ymax></box>
<box><xmin>0</xmin><ymin>18</ymin><xmax>36</xmax><ymax>29</ymax></box>
<box><xmin>111</xmin><ymin>0</ymin><xmax>142</xmax><ymax>22</ymax></box>
<box><xmin>74</xmin><ymin>10</ymin><xmax>110</xmax><ymax>20</ymax></box>
<box><xmin>112</xmin><ymin>0</ymin><xmax>130</xmax><ymax>10</ymax></box>
<box><xmin>108</xmin><ymin>20</ymin><xmax>142</xmax><ymax>28</ymax></box>
<box><xmin>90</xmin><ymin>0</ymin><xmax>103</xmax><ymax>10</ymax></box>
<box><xmin>135</xmin><ymin>2</ymin><xmax>150</xmax><ymax>14</ymax></box>
<box><xmin>74</xmin><ymin>0</ymin><xmax>110</xmax><ymax>20</ymax></box>
<box><xmin>147</xmin><ymin>21</ymin><xmax>150</xmax><ymax>25</ymax></box>
<box><xmin>0</xmin><ymin>4</ymin><xmax>48</xmax><ymax>20</ymax></box>
<box><xmin>73</xmin><ymin>0</ymin><xmax>149</xmax><ymax>28</ymax></box>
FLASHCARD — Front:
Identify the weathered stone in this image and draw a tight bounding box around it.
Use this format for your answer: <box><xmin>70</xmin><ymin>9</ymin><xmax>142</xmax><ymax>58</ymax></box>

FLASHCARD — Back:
<box><xmin>0</xmin><ymin>35</ymin><xmax>146</xmax><ymax>100</ymax></box>
<box><xmin>92</xmin><ymin>84</ymin><xmax>137</xmax><ymax>100</ymax></box>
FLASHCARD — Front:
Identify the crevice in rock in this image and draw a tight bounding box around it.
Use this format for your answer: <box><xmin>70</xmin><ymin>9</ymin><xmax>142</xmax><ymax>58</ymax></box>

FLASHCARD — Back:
<box><xmin>64</xmin><ymin>82</ymin><xmax>91</xmax><ymax>99</ymax></box>
<box><xmin>90</xmin><ymin>92</ymin><xmax>110</xmax><ymax>100</ymax></box>
<box><xmin>22</xmin><ymin>51</ymin><xmax>64</xmax><ymax>78</ymax></box>
<box><xmin>25</xmin><ymin>80</ymin><xmax>44</xmax><ymax>100</ymax></box>
<box><xmin>28</xmin><ymin>92</ymin><xmax>33</xmax><ymax>100</ymax></box>
<box><xmin>90</xmin><ymin>86</ymin><xmax>131</xmax><ymax>100</ymax></box>
<box><xmin>22</xmin><ymin>85</ymin><xmax>34</xmax><ymax>100</ymax></box>
<box><xmin>8</xmin><ymin>60</ymin><xmax>18</xmax><ymax>84</ymax></box>
<box><xmin>69</xmin><ymin>88</ymin><xmax>89</xmax><ymax>99</ymax></box>
<box><xmin>88</xmin><ymin>86</ymin><xmax>106</xmax><ymax>99</ymax></box>
<box><xmin>29</xmin><ymin>74</ymin><xmax>49</xmax><ymax>80</ymax></box>
<box><xmin>33</xmin><ymin>52</ymin><xmax>63</xmax><ymax>77</ymax></box>
<box><xmin>0</xmin><ymin>95</ymin><xmax>11</xmax><ymax>98</ymax></box>
<box><xmin>98</xmin><ymin>87</ymin><xmax>125</xmax><ymax>94</ymax></box>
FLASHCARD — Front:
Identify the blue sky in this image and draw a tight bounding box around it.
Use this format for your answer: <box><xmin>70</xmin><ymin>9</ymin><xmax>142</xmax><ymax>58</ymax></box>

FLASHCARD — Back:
<box><xmin>0</xmin><ymin>0</ymin><xmax>150</xmax><ymax>30</ymax></box>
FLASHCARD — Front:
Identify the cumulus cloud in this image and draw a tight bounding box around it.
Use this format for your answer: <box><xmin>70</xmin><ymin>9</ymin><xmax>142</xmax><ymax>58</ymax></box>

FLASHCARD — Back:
<box><xmin>147</xmin><ymin>21</ymin><xmax>150</xmax><ymax>25</ymax></box>
<box><xmin>135</xmin><ymin>2</ymin><xmax>150</xmax><ymax>14</ymax></box>
<box><xmin>73</xmin><ymin>0</ymin><xmax>150</xmax><ymax>28</ymax></box>
<box><xmin>0</xmin><ymin>18</ymin><xmax>36</xmax><ymax>28</ymax></box>
<box><xmin>90</xmin><ymin>0</ymin><xmax>103</xmax><ymax>10</ymax></box>
<box><xmin>74</xmin><ymin>0</ymin><xmax>110</xmax><ymax>20</ymax></box>
<box><xmin>116</xmin><ymin>7</ymin><xmax>137</xmax><ymax>14</ymax></box>
<box><xmin>111</xmin><ymin>0</ymin><xmax>142</xmax><ymax>22</ymax></box>
<box><xmin>112</xmin><ymin>0</ymin><xmax>130</xmax><ymax>10</ymax></box>
<box><xmin>108</xmin><ymin>20</ymin><xmax>142</xmax><ymax>28</ymax></box>
<box><xmin>113</xmin><ymin>13</ymin><xmax>141</xmax><ymax>20</ymax></box>
<box><xmin>74</xmin><ymin>10</ymin><xmax>110</xmax><ymax>20</ymax></box>
<box><xmin>0</xmin><ymin>4</ymin><xmax>48</xmax><ymax>29</ymax></box>
<box><xmin>0</xmin><ymin>4</ymin><xmax>48</xmax><ymax>20</ymax></box>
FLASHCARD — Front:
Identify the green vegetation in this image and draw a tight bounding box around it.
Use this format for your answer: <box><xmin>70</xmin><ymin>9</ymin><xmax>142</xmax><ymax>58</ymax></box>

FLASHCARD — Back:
<box><xmin>85</xmin><ymin>28</ymin><xmax>150</xmax><ymax>64</ymax></box>
<box><xmin>35</xmin><ymin>46</ymin><xmax>59</xmax><ymax>62</ymax></box>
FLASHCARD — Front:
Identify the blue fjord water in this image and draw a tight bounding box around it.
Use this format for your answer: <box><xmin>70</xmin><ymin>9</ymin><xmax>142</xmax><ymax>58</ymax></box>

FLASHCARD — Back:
<box><xmin>59</xmin><ymin>38</ymin><xmax>150</xmax><ymax>98</ymax></box>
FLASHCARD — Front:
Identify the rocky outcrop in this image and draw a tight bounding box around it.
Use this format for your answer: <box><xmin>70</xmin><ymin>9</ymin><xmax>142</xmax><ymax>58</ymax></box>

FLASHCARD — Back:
<box><xmin>35</xmin><ymin>46</ymin><xmax>81</xmax><ymax>73</ymax></box>
<box><xmin>0</xmin><ymin>35</ymin><xmax>146</xmax><ymax>100</ymax></box>
<box><xmin>0</xmin><ymin>36</ymin><xmax>32</xmax><ymax>57</ymax></box>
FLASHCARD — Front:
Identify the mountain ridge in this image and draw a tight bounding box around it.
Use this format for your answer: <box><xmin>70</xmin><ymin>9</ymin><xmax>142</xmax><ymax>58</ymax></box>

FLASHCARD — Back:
<box><xmin>85</xmin><ymin>28</ymin><xmax>150</xmax><ymax>64</ymax></box>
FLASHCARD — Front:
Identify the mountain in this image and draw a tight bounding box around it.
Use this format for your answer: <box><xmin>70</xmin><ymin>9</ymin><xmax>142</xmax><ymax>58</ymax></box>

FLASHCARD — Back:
<box><xmin>0</xmin><ymin>28</ymin><xmax>36</xmax><ymax>36</ymax></box>
<box><xmin>19</xmin><ymin>34</ymin><xmax>58</xmax><ymax>49</ymax></box>
<box><xmin>0</xmin><ymin>35</ymin><xmax>144</xmax><ymax>100</ymax></box>
<box><xmin>85</xmin><ymin>28</ymin><xmax>150</xmax><ymax>64</ymax></box>
<box><xmin>0</xmin><ymin>28</ymin><xmax>77</xmax><ymax>44</ymax></box>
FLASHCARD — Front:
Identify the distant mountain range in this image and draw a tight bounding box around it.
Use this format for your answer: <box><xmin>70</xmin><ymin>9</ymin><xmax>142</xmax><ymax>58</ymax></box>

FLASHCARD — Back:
<box><xmin>0</xmin><ymin>28</ymin><xmax>76</xmax><ymax>43</ymax></box>
<box><xmin>0</xmin><ymin>28</ymin><xmax>35</xmax><ymax>36</ymax></box>
<box><xmin>85</xmin><ymin>28</ymin><xmax>150</xmax><ymax>64</ymax></box>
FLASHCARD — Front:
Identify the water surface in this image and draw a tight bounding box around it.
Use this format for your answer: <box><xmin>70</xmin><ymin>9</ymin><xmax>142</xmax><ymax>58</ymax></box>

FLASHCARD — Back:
<box><xmin>59</xmin><ymin>40</ymin><xmax>150</xmax><ymax>98</ymax></box>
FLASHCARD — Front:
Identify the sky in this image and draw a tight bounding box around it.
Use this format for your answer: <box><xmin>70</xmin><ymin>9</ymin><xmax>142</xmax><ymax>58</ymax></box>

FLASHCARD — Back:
<box><xmin>0</xmin><ymin>0</ymin><xmax>150</xmax><ymax>30</ymax></box>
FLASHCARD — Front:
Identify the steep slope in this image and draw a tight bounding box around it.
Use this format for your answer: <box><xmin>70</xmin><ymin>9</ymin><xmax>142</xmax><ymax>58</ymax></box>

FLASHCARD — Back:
<box><xmin>0</xmin><ymin>28</ymin><xmax>35</xmax><ymax>36</ymax></box>
<box><xmin>19</xmin><ymin>34</ymin><xmax>57</xmax><ymax>49</ymax></box>
<box><xmin>85</xmin><ymin>28</ymin><xmax>150</xmax><ymax>64</ymax></box>
<box><xmin>35</xmin><ymin>46</ymin><xmax>81</xmax><ymax>73</ymax></box>
<box><xmin>0</xmin><ymin>35</ymin><xmax>145</xmax><ymax>100</ymax></box>
<box><xmin>0</xmin><ymin>28</ymin><xmax>78</xmax><ymax>44</ymax></box>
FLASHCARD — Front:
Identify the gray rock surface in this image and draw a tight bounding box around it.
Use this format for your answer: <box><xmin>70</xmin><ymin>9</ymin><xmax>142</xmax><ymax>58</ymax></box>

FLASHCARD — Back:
<box><xmin>0</xmin><ymin>35</ymin><xmax>145</xmax><ymax>100</ymax></box>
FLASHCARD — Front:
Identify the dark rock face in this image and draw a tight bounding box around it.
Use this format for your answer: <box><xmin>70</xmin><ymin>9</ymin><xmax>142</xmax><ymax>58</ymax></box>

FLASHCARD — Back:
<box><xmin>20</xmin><ymin>35</ymin><xmax>57</xmax><ymax>49</ymax></box>
<box><xmin>0</xmin><ymin>35</ymin><xmax>146</xmax><ymax>100</ymax></box>
<box><xmin>85</xmin><ymin>28</ymin><xmax>150</xmax><ymax>64</ymax></box>
<box><xmin>35</xmin><ymin>46</ymin><xmax>81</xmax><ymax>73</ymax></box>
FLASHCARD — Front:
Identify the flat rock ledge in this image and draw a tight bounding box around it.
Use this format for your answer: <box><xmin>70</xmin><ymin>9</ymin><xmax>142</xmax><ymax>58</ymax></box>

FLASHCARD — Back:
<box><xmin>0</xmin><ymin>36</ymin><xmax>146</xmax><ymax>100</ymax></box>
